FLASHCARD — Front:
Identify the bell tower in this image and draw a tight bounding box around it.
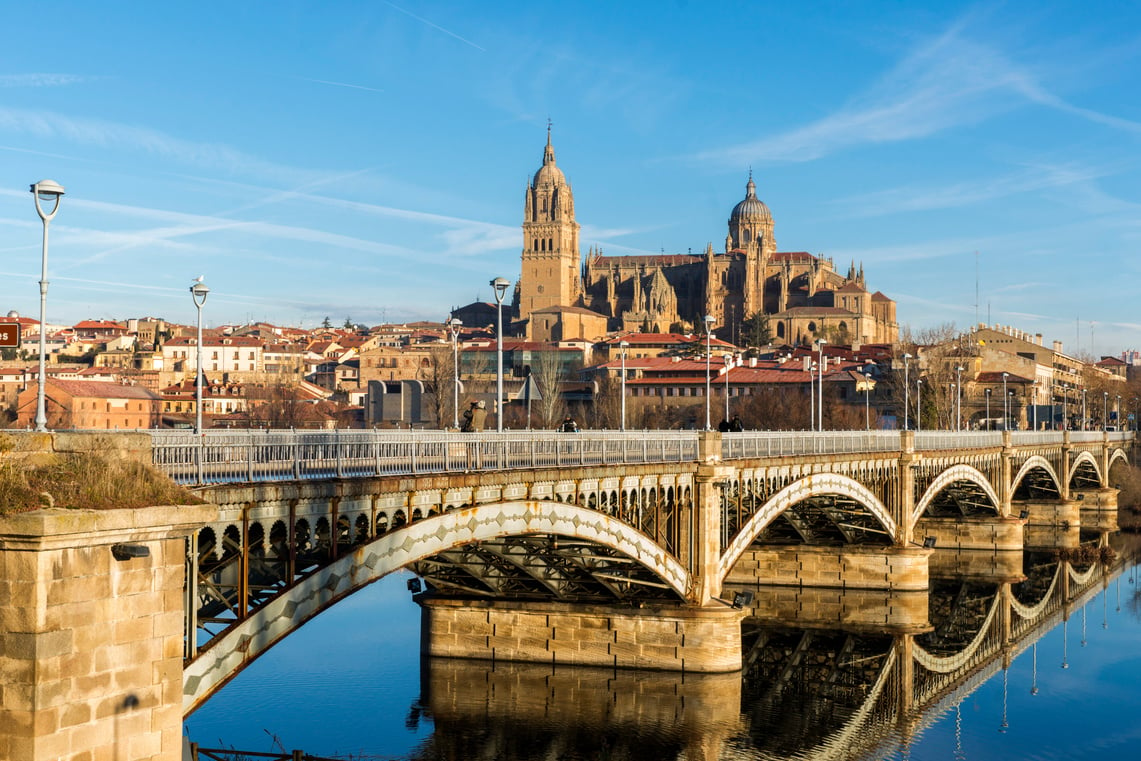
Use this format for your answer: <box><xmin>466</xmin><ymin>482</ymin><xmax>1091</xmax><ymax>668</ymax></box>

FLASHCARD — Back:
<box><xmin>519</xmin><ymin>124</ymin><xmax>581</xmax><ymax>323</ymax></box>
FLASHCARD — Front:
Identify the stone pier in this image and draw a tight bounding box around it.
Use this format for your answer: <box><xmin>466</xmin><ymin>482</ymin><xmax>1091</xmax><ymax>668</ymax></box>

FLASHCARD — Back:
<box><xmin>0</xmin><ymin>505</ymin><xmax>214</xmax><ymax>761</ymax></box>
<box><xmin>419</xmin><ymin>597</ymin><xmax>745</xmax><ymax>672</ymax></box>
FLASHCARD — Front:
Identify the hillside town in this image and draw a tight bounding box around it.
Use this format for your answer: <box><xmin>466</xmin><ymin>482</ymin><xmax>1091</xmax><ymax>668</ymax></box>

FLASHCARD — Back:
<box><xmin>0</xmin><ymin>308</ymin><xmax>1135</xmax><ymax>433</ymax></box>
<box><xmin>3</xmin><ymin>132</ymin><xmax>1137</xmax><ymax>433</ymax></box>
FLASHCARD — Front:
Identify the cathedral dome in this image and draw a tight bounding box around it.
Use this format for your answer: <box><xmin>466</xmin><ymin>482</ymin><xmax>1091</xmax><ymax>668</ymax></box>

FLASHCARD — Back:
<box><xmin>730</xmin><ymin>175</ymin><xmax>771</xmax><ymax>223</ymax></box>
<box><xmin>533</xmin><ymin>128</ymin><xmax>567</xmax><ymax>187</ymax></box>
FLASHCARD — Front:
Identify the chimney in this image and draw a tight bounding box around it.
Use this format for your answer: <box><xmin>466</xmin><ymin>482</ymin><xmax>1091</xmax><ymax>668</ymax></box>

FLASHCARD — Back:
<box><xmin>1053</xmin><ymin>340</ymin><xmax>1063</xmax><ymax>353</ymax></box>
<box><xmin>750</xmin><ymin>357</ymin><xmax>757</xmax><ymax>367</ymax></box>
<box><xmin>803</xmin><ymin>356</ymin><xmax>811</xmax><ymax>372</ymax></box>
<box><xmin>1036</xmin><ymin>333</ymin><xmax>1043</xmax><ymax>346</ymax></box>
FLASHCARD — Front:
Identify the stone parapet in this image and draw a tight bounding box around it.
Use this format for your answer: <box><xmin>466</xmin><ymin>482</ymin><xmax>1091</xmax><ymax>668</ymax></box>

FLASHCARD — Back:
<box><xmin>419</xmin><ymin>597</ymin><xmax>744</xmax><ymax>673</ymax></box>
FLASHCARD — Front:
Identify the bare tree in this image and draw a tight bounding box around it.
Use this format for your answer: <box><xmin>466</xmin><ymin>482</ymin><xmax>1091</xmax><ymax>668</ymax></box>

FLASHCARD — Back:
<box><xmin>419</xmin><ymin>346</ymin><xmax>455</xmax><ymax>429</ymax></box>
<box><xmin>530</xmin><ymin>347</ymin><xmax>570</xmax><ymax>429</ymax></box>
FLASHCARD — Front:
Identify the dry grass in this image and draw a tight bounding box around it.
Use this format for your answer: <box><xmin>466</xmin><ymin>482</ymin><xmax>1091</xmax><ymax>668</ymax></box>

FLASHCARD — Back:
<box><xmin>0</xmin><ymin>451</ymin><xmax>203</xmax><ymax>515</ymax></box>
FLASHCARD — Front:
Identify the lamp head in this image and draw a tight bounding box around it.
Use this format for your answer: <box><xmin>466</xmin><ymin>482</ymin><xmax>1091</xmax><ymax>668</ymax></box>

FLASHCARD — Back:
<box><xmin>190</xmin><ymin>280</ymin><xmax>210</xmax><ymax>306</ymax></box>
<box><xmin>30</xmin><ymin>179</ymin><xmax>65</xmax><ymax>220</ymax></box>
<box><xmin>490</xmin><ymin>276</ymin><xmax>511</xmax><ymax>303</ymax></box>
<box><xmin>619</xmin><ymin>340</ymin><xmax>629</xmax><ymax>348</ymax></box>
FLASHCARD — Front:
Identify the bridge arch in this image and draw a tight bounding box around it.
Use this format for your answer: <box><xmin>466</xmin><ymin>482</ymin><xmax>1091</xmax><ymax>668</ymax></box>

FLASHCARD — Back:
<box><xmin>913</xmin><ymin>464</ymin><xmax>1002</xmax><ymax>524</ymax></box>
<box><xmin>913</xmin><ymin>588</ymin><xmax>1003</xmax><ymax>674</ymax></box>
<box><xmin>718</xmin><ymin>474</ymin><xmax>895</xmax><ymax>580</ymax></box>
<box><xmin>1109</xmin><ymin>447</ymin><xmax>1130</xmax><ymax>474</ymax></box>
<box><xmin>184</xmin><ymin>500</ymin><xmax>689</xmax><ymax>714</ymax></box>
<box><xmin>1010</xmin><ymin>456</ymin><xmax>1063</xmax><ymax>500</ymax></box>
<box><xmin>1067</xmin><ymin>451</ymin><xmax>1103</xmax><ymax>489</ymax></box>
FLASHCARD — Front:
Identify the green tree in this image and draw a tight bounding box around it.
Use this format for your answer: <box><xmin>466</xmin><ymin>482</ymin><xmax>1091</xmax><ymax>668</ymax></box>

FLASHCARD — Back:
<box><xmin>321</xmin><ymin>316</ymin><xmax>332</xmax><ymax>329</ymax></box>
<box><xmin>742</xmin><ymin>311</ymin><xmax>771</xmax><ymax>354</ymax></box>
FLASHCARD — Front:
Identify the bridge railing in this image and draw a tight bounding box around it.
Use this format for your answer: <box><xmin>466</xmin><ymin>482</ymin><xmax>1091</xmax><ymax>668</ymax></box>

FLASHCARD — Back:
<box><xmin>149</xmin><ymin>429</ymin><xmax>701</xmax><ymax>486</ymax></box>
<box><xmin>722</xmin><ymin>430</ymin><xmax>902</xmax><ymax>458</ymax></box>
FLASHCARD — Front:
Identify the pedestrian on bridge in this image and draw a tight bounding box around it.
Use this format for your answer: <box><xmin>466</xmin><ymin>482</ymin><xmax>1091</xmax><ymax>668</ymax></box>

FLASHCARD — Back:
<box><xmin>461</xmin><ymin>400</ymin><xmax>487</xmax><ymax>432</ymax></box>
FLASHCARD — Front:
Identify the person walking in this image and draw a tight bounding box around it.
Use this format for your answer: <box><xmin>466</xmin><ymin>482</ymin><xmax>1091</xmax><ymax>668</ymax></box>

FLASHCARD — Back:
<box><xmin>461</xmin><ymin>400</ymin><xmax>487</xmax><ymax>432</ymax></box>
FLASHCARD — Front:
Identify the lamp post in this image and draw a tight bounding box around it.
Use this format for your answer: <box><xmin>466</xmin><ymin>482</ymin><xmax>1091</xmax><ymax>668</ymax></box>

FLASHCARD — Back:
<box><xmin>863</xmin><ymin>372</ymin><xmax>872</xmax><ymax>430</ymax></box>
<box><xmin>1062</xmin><ymin>383</ymin><xmax>1068</xmax><ymax>430</ymax></box>
<box><xmin>190</xmin><ymin>279</ymin><xmax>209</xmax><ymax>434</ymax></box>
<box><xmin>723</xmin><ymin>353</ymin><xmax>733</xmax><ymax>422</ymax></box>
<box><xmin>619</xmin><ymin>340</ymin><xmax>629</xmax><ymax>431</ymax></box>
<box><xmin>1116</xmin><ymin>394</ymin><xmax>1121</xmax><ymax>429</ymax></box>
<box><xmin>955</xmin><ymin>365</ymin><xmax>964</xmax><ymax>431</ymax></box>
<box><xmin>817</xmin><ymin>339</ymin><xmax>827</xmax><ymax>431</ymax></box>
<box><xmin>903</xmin><ymin>353</ymin><xmax>912</xmax><ymax>430</ymax></box>
<box><xmin>703</xmin><ymin>315</ymin><xmax>716</xmax><ymax>430</ymax></box>
<box><xmin>1082</xmin><ymin>388</ymin><xmax>1087</xmax><ymax>430</ymax></box>
<box><xmin>809</xmin><ymin>361</ymin><xmax>817</xmax><ymax>432</ymax></box>
<box><xmin>916</xmin><ymin>378</ymin><xmax>923</xmax><ymax>432</ymax></box>
<box><xmin>1001</xmin><ymin>372</ymin><xmax>1009</xmax><ymax>430</ymax></box>
<box><xmin>446</xmin><ymin>317</ymin><xmax>462</xmax><ymax>429</ymax></box>
<box><xmin>985</xmin><ymin>388</ymin><xmax>992</xmax><ymax>430</ymax></box>
<box><xmin>1103</xmin><ymin>391</ymin><xmax>1109</xmax><ymax>432</ymax></box>
<box><xmin>30</xmin><ymin>179</ymin><xmax>65</xmax><ymax>432</ymax></box>
<box><xmin>949</xmin><ymin>384</ymin><xmax>956</xmax><ymax>431</ymax></box>
<box><xmin>490</xmin><ymin>277</ymin><xmax>510</xmax><ymax>432</ymax></box>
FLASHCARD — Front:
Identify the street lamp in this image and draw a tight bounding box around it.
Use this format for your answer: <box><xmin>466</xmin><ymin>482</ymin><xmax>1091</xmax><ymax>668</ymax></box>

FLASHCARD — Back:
<box><xmin>1103</xmin><ymin>391</ymin><xmax>1109</xmax><ymax>432</ymax></box>
<box><xmin>703</xmin><ymin>315</ymin><xmax>716</xmax><ymax>430</ymax></box>
<box><xmin>903</xmin><ymin>353</ymin><xmax>912</xmax><ymax>430</ymax></box>
<box><xmin>955</xmin><ymin>365</ymin><xmax>964</xmax><ymax>431</ymax></box>
<box><xmin>1116</xmin><ymin>394</ymin><xmax>1121</xmax><ymax>429</ymax></box>
<box><xmin>490</xmin><ymin>277</ymin><xmax>510</xmax><ymax>432</ymax></box>
<box><xmin>723</xmin><ymin>352</ymin><xmax>734</xmax><ymax>422</ymax></box>
<box><xmin>190</xmin><ymin>278</ymin><xmax>210</xmax><ymax>434</ymax></box>
<box><xmin>949</xmin><ymin>384</ymin><xmax>956</xmax><ymax>431</ymax></box>
<box><xmin>817</xmin><ymin>339</ymin><xmax>827</xmax><ymax>431</ymax></box>
<box><xmin>446</xmin><ymin>317</ymin><xmax>462</xmax><ymax>429</ymax></box>
<box><xmin>863</xmin><ymin>371</ymin><xmax>872</xmax><ymax>430</ymax></box>
<box><xmin>30</xmin><ymin>179</ymin><xmax>65</xmax><ymax>432</ymax></box>
<box><xmin>1082</xmin><ymin>388</ymin><xmax>1087</xmax><ymax>430</ymax></box>
<box><xmin>916</xmin><ymin>378</ymin><xmax>923</xmax><ymax>432</ymax></box>
<box><xmin>809</xmin><ymin>361</ymin><xmax>817</xmax><ymax>432</ymax></box>
<box><xmin>1001</xmin><ymin>372</ymin><xmax>1009</xmax><ymax>431</ymax></box>
<box><xmin>1062</xmin><ymin>383</ymin><xmax>1068</xmax><ymax>430</ymax></box>
<box><xmin>619</xmin><ymin>340</ymin><xmax>629</xmax><ymax>431</ymax></box>
<box><xmin>985</xmin><ymin>388</ymin><xmax>992</xmax><ymax>430</ymax></box>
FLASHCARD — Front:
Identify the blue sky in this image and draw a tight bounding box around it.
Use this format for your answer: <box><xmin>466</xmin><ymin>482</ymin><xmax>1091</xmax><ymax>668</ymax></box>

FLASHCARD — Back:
<box><xmin>1</xmin><ymin>2</ymin><xmax>1138</xmax><ymax>357</ymax></box>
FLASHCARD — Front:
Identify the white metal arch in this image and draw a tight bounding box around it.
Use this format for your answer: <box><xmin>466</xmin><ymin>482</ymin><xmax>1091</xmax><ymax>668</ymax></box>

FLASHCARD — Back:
<box><xmin>913</xmin><ymin>464</ymin><xmax>1002</xmax><ymax>525</ymax></box>
<box><xmin>184</xmin><ymin>500</ymin><xmax>688</xmax><ymax>714</ymax></box>
<box><xmin>913</xmin><ymin>591</ymin><xmax>1003</xmax><ymax>674</ymax></box>
<box><xmin>1109</xmin><ymin>448</ymin><xmax>1130</xmax><ymax>473</ymax></box>
<box><xmin>1010</xmin><ymin>455</ymin><xmax>1063</xmax><ymax>498</ymax></box>
<box><xmin>1067</xmin><ymin>451</ymin><xmax>1102</xmax><ymax>487</ymax></box>
<box><xmin>718</xmin><ymin>473</ymin><xmax>895</xmax><ymax>581</ymax></box>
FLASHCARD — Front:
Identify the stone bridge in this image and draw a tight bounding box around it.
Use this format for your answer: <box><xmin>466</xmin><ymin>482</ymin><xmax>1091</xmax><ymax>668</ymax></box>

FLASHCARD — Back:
<box><xmin>0</xmin><ymin>428</ymin><xmax>1133</xmax><ymax>760</ymax></box>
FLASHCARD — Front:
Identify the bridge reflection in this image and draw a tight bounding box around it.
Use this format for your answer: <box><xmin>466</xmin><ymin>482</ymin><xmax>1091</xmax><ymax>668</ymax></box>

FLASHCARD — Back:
<box><xmin>408</xmin><ymin>536</ymin><xmax>1138</xmax><ymax>761</ymax></box>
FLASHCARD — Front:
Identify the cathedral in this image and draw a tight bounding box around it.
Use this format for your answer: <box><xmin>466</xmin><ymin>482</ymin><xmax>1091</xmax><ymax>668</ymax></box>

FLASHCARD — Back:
<box><xmin>516</xmin><ymin>129</ymin><xmax>898</xmax><ymax>348</ymax></box>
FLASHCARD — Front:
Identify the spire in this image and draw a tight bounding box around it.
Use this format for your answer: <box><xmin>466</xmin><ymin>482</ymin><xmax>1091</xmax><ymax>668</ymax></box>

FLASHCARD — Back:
<box><xmin>746</xmin><ymin>169</ymin><xmax>757</xmax><ymax>198</ymax></box>
<box><xmin>543</xmin><ymin>119</ymin><xmax>555</xmax><ymax>166</ymax></box>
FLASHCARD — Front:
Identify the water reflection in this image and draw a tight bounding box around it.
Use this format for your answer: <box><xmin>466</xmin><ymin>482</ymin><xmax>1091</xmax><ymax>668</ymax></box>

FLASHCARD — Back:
<box><xmin>189</xmin><ymin>535</ymin><xmax>1141</xmax><ymax>760</ymax></box>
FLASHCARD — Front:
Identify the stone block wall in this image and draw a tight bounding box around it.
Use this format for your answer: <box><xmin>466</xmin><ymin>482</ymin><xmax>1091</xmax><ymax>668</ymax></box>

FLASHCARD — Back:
<box><xmin>420</xmin><ymin>597</ymin><xmax>744</xmax><ymax>673</ymax></box>
<box><xmin>725</xmin><ymin>545</ymin><xmax>931</xmax><ymax>591</ymax></box>
<box><xmin>0</xmin><ymin>505</ymin><xmax>214</xmax><ymax>761</ymax></box>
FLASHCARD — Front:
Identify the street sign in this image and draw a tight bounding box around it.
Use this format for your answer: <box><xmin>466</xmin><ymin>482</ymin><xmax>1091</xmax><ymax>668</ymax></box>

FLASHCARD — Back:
<box><xmin>0</xmin><ymin>323</ymin><xmax>19</xmax><ymax>349</ymax></box>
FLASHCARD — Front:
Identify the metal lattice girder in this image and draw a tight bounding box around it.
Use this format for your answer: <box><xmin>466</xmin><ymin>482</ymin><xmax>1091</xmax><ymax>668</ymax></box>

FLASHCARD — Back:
<box><xmin>759</xmin><ymin>495</ymin><xmax>891</xmax><ymax>546</ymax></box>
<box><xmin>927</xmin><ymin>480</ymin><xmax>997</xmax><ymax>517</ymax></box>
<box><xmin>410</xmin><ymin>535</ymin><xmax>683</xmax><ymax>604</ymax></box>
<box><xmin>1071</xmin><ymin>461</ymin><xmax>1101</xmax><ymax>489</ymax></box>
<box><xmin>1013</xmin><ymin>467</ymin><xmax>1062</xmax><ymax>500</ymax></box>
<box><xmin>919</xmin><ymin>581</ymin><xmax>999</xmax><ymax>656</ymax></box>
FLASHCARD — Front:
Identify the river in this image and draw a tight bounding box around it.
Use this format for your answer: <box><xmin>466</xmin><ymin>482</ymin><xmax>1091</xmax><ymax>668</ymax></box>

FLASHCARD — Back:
<box><xmin>186</xmin><ymin>538</ymin><xmax>1141</xmax><ymax>760</ymax></box>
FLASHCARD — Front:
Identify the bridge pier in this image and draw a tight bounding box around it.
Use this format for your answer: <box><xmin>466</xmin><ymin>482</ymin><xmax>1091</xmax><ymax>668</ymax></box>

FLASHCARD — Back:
<box><xmin>725</xmin><ymin>544</ymin><xmax>932</xmax><ymax>591</ymax></box>
<box><xmin>1015</xmin><ymin>498</ymin><xmax>1081</xmax><ymax>526</ymax></box>
<box><xmin>0</xmin><ymin>505</ymin><xmax>214</xmax><ymax>761</ymax></box>
<box><xmin>419</xmin><ymin>597</ymin><xmax>745</xmax><ymax>673</ymax></box>
<box><xmin>1071</xmin><ymin>487</ymin><xmax>1119</xmax><ymax>512</ymax></box>
<box><xmin>914</xmin><ymin>516</ymin><xmax>1025</xmax><ymax>551</ymax></box>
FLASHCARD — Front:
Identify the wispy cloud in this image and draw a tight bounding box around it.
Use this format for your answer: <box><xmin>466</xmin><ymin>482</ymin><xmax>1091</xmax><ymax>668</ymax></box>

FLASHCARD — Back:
<box><xmin>301</xmin><ymin>77</ymin><xmax>383</xmax><ymax>93</ymax></box>
<box><xmin>383</xmin><ymin>1</ymin><xmax>485</xmax><ymax>52</ymax></box>
<box><xmin>0</xmin><ymin>73</ymin><xmax>92</xmax><ymax>88</ymax></box>
<box><xmin>695</xmin><ymin>19</ymin><xmax>1141</xmax><ymax>166</ymax></box>
<box><xmin>0</xmin><ymin>106</ymin><xmax>316</xmax><ymax>183</ymax></box>
<box><xmin>834</xmin><ymin>163</ymin><xmax>1116</xmax><ymax>217</ymax></box>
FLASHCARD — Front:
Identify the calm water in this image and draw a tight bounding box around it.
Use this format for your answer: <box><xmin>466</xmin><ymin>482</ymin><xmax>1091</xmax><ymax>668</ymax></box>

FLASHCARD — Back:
<box><xmin>186</xmin><ymin>543</ymin><xmax>1141</xmax><ymax>760</ymax></box>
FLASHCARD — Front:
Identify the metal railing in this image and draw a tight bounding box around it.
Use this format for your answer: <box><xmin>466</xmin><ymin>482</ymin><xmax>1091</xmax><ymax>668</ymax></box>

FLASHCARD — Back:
<box><xmin>150</xmin><ymin>429</ymin><xmax>700</xmax><ymax>486</ymax></box>
<box><xmin>148</xmin><ymin>428</ymin><xmax>1134</xmax><ymax>486</ymax></box>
